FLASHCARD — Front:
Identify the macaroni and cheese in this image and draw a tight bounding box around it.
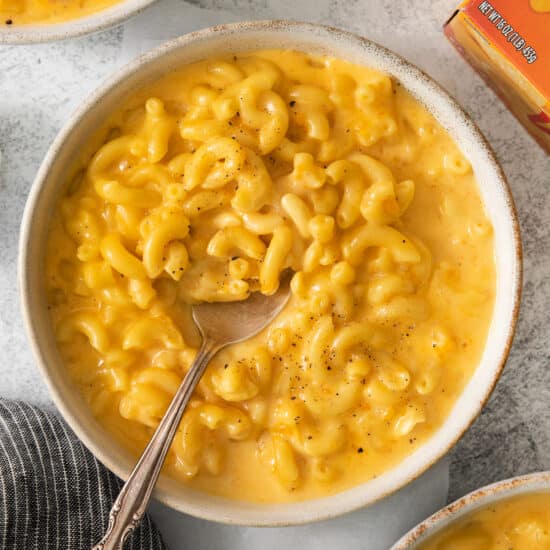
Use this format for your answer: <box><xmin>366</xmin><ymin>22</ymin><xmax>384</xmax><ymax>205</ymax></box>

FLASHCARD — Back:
<box><xmin>45</xmin><ymin>50</ymin><xmax>495</xmax><ymax>502</ymax></box>
<box><xmin>419</xmin><ymin>492</ymin><xmax>550</xmax><ymax>549</ymax></box>
<box><xmin>1</xmin><ymin>0</ymin><xmax>123</xmax><ymax>25</ymax></box>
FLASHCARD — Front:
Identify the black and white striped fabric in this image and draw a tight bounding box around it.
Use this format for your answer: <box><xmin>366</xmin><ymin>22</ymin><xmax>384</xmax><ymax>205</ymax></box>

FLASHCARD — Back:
<box><xmin>0</xmin><ymin>399</ymin><xmax>167</xmax><ymax>550</ymax></box>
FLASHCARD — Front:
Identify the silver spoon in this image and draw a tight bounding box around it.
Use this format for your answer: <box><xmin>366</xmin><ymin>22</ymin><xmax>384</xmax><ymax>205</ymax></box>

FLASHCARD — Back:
<box><xmin>92</xmin><ymin>270</ymin><xmax>292</xmax><ymax>550</ymax></box>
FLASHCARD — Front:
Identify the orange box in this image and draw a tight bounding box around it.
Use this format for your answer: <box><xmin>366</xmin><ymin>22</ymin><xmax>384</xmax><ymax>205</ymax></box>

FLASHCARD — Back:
<box><xmin>444</xmin><ymin>0</ymin><xmax>550</xmax><ymax>153</ymax></box>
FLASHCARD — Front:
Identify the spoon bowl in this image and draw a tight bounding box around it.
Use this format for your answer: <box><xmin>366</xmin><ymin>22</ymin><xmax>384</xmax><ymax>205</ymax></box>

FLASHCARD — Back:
<box><xmin>192</xmin><ymin>269</ymin><xmax>293</xmax><ymax>344</ymax></box>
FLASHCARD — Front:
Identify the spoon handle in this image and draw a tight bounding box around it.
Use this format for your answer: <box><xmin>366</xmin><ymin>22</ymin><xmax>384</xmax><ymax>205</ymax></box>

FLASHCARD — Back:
<box><xmin>92</xmin><ymin>338</ymin><xmax>219</xmax><ymax>550</ymax></box>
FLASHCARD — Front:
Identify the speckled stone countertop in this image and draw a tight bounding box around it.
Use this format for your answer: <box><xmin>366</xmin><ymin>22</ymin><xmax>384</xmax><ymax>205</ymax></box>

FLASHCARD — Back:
<box><xmin>1</xmin><ymin>0</ymin><xmax>549</xmax><ymax>521</ymax></box>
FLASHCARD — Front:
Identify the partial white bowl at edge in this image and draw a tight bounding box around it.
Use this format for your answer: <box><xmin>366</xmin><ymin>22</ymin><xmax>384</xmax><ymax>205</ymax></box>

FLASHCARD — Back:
<box><xmin>391</xmin><ymin>471</ymin><xmax>550</xmax><ymax>549</ymax></box>
<box><xmin>0</xmin><ymin>0</ymin><xmax>156</xmax><ymax>44</ymax></box>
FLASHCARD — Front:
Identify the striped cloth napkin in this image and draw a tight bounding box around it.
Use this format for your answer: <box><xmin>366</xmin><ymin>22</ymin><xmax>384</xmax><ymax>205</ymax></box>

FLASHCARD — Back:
<box><xmin>0</xmin><ymin>399</ymin><xmax>167</xmax><ymax>550</ymax></box>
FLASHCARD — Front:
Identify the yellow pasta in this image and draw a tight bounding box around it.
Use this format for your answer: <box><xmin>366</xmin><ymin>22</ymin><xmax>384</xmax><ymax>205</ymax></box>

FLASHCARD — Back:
<box><xmin>46</xmin><ymin>50</ymin><xmax>495</xmax><ymax>503</ymax></box>
<box><xmin>419</xmin><ymin>492</ymin><xmax>550</xmax><ymax>550</ymax></box>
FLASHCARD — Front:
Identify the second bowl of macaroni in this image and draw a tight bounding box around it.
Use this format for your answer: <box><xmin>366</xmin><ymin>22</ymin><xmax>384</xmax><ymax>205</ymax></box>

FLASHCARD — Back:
<box><xmin>391</xmin><ymin>471</ymin><xmax>550</xmax><ymax>549</ymax></box>
<box><xmin>19</xmin><ymin>21</ymin><xmax>522</xmax><ymax>524</ymax></box>
<box><xmin>0</xmin><ymin>0</ymin><xmax>156</xmax><ymax>44</ymax></box>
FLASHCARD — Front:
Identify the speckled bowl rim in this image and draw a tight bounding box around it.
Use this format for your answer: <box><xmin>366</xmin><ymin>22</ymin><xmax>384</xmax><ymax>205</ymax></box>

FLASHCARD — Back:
<box><xmin>391</xmin><ymin>471</ymin><xmax>550</xmax><ymax>548</ymax></box>
<box><xmin>0</xmin><ymin>0</ymin><xmax>156</xmax><ymax>44</ymax></box>
<box><xmin>19</xmin><ymin>20</ymin><xmax>523</xmax><ymax>526</ymax></box>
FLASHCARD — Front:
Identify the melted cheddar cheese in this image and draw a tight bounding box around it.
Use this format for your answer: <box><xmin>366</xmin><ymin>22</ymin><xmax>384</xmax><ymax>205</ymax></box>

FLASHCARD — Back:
<box><xmin>45</xmin><ymin>50</ymin><xmax>495</xmax><ymax>502</ymax></box>
<box><xmin>419</xmin><ymin>492</ymin><xmax>550</xmax><ymax>549</ymax></box>
<box><xmin>1</xmin><ymin>0</ymin><xmax>123</xmax><ymax>25</ymax></box>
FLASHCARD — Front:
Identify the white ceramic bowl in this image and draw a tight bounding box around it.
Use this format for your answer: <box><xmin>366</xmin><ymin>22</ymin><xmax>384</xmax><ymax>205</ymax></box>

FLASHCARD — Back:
<box><xmin>19</xmin><ymin>21</ymin><xmax>522</xmax><ymax>526</ymax></box>
<box><xmin>391</xmin><ymin>471</ymin><xmax>550</xmax><ymax>548</ymax></box>
<box><xmin>0</xmin><ymin>0</ymin><xmax>156</xmax><ymax>44</ymax></box>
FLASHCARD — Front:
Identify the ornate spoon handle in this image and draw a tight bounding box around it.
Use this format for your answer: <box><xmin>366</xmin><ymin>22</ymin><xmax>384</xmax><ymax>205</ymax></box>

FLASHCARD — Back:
<box><xmin>92</xmin><ymin>339</ymin><xmax>218</xmax><ymax>550</ymax></box>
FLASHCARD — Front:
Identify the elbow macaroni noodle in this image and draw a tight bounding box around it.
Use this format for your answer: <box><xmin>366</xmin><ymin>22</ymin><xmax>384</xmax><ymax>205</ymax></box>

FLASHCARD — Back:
<box><xmin>418</xmin><ymin>492</ymin><xmax>550</xmax><ymax>549</ymax></box>
<box><xmin>46</xmin><ymin>50</ymin><xmax>495</xmax><ymax>502</ymax></box>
